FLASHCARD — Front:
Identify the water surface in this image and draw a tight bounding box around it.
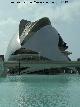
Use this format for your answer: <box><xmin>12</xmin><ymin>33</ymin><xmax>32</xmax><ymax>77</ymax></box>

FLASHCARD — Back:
<box><xmin>0</xmin><ymin>74</ymin><xmax>80</xmax><ymax>107</ymax></box>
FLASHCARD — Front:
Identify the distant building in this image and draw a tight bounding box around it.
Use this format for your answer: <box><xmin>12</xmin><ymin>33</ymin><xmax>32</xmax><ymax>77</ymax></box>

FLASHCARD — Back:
<box><xmin>0</xmin><ymin>55</ymin><xmax>4</xmax><ymax>62</ymax></box>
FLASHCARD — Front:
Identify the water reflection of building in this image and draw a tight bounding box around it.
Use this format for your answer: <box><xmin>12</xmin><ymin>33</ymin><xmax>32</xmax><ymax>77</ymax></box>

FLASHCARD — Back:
<box><xmin>6</xmin><ymin>17</ymin><xmax>72</xmax><ymax>74</ymax></box>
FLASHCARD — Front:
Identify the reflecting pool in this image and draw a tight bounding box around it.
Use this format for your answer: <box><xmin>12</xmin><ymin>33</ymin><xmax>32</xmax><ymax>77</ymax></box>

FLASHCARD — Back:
<box><xmin>0</xmin><ymin>74</ymin><xmax>80</xmax><ymax>107</ymax></box>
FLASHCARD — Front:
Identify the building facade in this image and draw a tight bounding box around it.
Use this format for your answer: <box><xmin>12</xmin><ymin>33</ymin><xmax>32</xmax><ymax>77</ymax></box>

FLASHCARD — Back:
<box><xmin>5</xmin><ymin>17</ymin><xmax>71</xmax><ymax>61</ymax></box>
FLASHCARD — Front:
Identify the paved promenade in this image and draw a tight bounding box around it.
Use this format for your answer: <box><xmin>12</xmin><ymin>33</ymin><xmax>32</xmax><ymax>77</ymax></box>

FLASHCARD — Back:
<box><xmin>4</xmin><ymin>61</ymin><xmax>80</xmax><ymax>70</ymax></box>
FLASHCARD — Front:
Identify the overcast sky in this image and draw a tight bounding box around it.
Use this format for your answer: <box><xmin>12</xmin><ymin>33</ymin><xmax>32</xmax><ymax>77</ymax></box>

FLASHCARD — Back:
<box><xmin>0</xmin><ymin>0</ymin><xmax>80</xmax><ymax>60</ymax></box>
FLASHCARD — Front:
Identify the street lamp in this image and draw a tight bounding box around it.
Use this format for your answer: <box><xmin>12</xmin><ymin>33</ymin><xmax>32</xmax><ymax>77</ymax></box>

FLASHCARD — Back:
<box><xmin>18</xmin><ymin>54</ymin><xmax>21</xmax><ymax>75</ymax></box>
<box><xmin>38</xmin><ymin>52</ymin><xmax>40</xmax><ymax>60</ymax></box>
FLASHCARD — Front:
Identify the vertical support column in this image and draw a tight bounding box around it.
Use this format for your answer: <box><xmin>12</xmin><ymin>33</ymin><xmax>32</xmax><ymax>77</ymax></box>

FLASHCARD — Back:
<box><xmin>19</xmin><ymin>57</ymin><xmax>21</xmax><ymax>75</ymax></box>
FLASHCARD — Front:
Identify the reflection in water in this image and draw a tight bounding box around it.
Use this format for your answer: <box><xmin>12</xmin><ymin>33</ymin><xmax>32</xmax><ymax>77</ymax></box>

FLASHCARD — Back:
<box><xmin>0</xmin><ymin>74</ymin><xmax>80</xmax><ymax>107</ymax></box>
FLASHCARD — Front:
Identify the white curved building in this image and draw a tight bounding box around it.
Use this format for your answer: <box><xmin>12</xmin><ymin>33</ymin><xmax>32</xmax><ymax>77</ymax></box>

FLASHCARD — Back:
<box><xmin>6</xmin><ymin>17</ymin><xmax>71</xmax><ymax>61</ymax></box>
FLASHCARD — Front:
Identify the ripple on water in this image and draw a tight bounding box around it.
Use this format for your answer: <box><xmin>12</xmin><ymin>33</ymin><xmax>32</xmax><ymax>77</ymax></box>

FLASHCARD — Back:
<box><xmin>0</xmin><ymin>74</ymin><xmax>80</xmax><ymax>107</ymax></box>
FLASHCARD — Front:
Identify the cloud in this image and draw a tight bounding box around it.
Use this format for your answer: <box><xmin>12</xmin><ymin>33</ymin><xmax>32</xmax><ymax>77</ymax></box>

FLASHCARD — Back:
<box><xmin>17</xmin><ymin>1</ymin><xmax>36</xmax><ymax>10</ymax></box>
<box><xmin>0</xmin><ymin>18</ymin><xmax>19</xmax><ymax>41</ymax></box>
<box><xmin>0</xmin><ymin>18</ymin><xmax>19</xmax><ymax>55</ymax></box>
<box><xmin>0</xmin><ymin>31</ymin><xmax>8</xmax><ymax>54</ymax></box>
<box><xmin>54</xmin><ymin>0</ymin><xmax>80</xmax><ymax>21</ymax></box>
<box><xmin>0</xmin><ymin>18</ymin><xmax>18</xmax><ymax>26</ymax></box>
<box><xmin>17</xmin><ymin>0</ymin><xmax>80</xmax><ymax>23</ymax></box>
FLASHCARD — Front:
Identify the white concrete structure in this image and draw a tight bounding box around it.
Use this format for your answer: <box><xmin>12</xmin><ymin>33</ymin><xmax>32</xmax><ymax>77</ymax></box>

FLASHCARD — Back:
<box><xmin>5</xmin><ymin>17</ymin><xmax>70</xmax><ymax>61</ymax></box>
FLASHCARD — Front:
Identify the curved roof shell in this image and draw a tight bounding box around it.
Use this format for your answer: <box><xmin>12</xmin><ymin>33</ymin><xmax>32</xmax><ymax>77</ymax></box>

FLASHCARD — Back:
<box><xmin>5</xmin><ymin>17</ymin><xmax>70</xmax><ymax>61</ymax></box>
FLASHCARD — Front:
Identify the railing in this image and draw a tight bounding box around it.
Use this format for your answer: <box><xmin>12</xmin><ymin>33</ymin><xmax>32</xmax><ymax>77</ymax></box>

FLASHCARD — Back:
<box><xmin>4</xmin><ymin>60</ymin><xmax>80</xmax><ymax>67</ymax></box>
<box><xmin>3</xmin><ymin>61</ymin><xmax>80</xmax><ymax>74</ymax></box>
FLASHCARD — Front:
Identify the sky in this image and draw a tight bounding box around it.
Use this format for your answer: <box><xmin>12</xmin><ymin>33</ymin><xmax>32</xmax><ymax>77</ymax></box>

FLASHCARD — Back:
<box><xmin>0</xmin><ymin>0</ymin><xmax>80</xmax><ymax>60</ymax></box>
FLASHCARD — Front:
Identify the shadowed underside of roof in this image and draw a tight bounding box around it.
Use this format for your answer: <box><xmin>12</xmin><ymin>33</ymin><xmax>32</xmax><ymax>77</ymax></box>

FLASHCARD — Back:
<box><xmin>12</xmin><ymin>48</ymin><xmax>39</xmax><ymax>55</ymax></box>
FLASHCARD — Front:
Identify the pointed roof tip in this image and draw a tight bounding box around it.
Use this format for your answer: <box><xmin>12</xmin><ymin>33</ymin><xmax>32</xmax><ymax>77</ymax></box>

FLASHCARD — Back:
<box><xmin>20</xmin><ymin>17</ymin><xmax>51</xmax><ymax>25</ymax></box>
<box><xmin>37</xmin><ymin>17</ymin><xmax>51</xmax><ymax>25</ymax></box>
<box><xmin>19</xmin><ymin>17</ymin><xmax>51</xmax><ymax>37</ymax></box>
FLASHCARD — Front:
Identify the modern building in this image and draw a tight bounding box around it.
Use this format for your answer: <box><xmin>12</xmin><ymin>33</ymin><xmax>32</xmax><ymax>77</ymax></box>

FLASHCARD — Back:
<box><xmin>5</xmin><ymin>17</ymin><xmax>71</xmax><ymax>62</ymax></box>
